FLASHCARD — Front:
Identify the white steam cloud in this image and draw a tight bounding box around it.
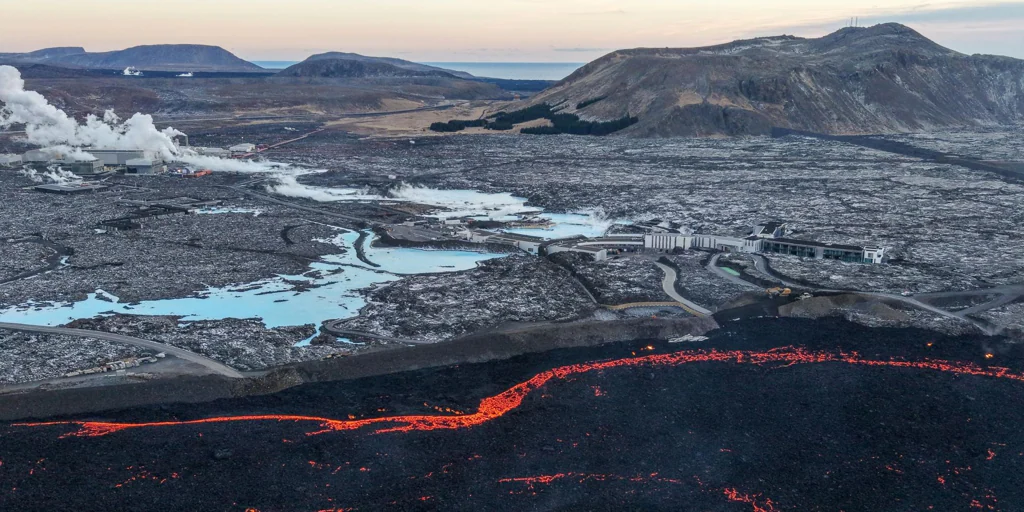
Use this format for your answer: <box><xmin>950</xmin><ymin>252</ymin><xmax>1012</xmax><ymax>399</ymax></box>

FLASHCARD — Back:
<box><xmin>266</xmin><ymin>175</ymin><xmax>384</xmax><ymax>202</ymax></box>
<box><xmin>176</xmin><ymin>153</ymin><xmax>294</xmax><ymax>174</ymax></box>
<box><xmin>388</xmin><ymin>184</ymin><xmax>539</xmax><ymax>219</ymax></box>
<box><xmin>0</xmin><ymin>65</ymin><xmax>182</xmax><ymax>159</ymax></box>
<box><xmin>0</xmin><ymin>65</ymin><xmax>298</xmax><ymax>175</ymax></box>
<box><xmin>18</xmin><ymin>164</ymin><xmax>82</xmax><ymax>184</ymax></box>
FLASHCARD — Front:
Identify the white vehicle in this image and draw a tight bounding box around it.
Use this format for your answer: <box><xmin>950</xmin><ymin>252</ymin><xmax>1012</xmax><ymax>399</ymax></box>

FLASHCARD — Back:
<box><xmin>123</xmin><ymin>66</ymin><xmax>143</xmax><ymax>76</ymax></box>
<box><xmin>177</xmin><ymin>72</ymin><xmax>194</xmax><ymax>78</ymax></box>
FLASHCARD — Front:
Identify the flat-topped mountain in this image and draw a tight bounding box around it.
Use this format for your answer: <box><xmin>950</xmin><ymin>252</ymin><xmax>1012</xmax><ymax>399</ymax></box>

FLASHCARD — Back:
<box><xmin>0</xmin><ymin>44</ymin><xmax>264</xmax><ymax>73</ymax></box>
<box><xmin>528</xmin><ymin>23</ymin><xmax>1024</xmax><ymax>136</ymax></box>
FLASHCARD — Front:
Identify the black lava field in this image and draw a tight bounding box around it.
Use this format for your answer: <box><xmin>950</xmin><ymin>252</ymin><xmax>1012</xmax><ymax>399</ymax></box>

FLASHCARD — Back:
<box><xmin>2</xmin><ymin>318</ymin><xmax>1023</xmax><ymax>511</ymax></box>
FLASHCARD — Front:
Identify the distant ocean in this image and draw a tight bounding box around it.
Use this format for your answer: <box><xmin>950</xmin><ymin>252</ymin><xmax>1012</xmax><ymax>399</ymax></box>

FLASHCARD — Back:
<box><xmin>251</xmin><ymin>61</ymin><xmax>583</xmax><ymax>81</ymax></box>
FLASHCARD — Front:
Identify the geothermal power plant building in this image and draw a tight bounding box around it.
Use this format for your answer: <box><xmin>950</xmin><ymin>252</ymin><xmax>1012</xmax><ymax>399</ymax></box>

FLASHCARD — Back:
<box><xmin>87</xmin><ymin>149</ymin><xmax>149</xmax><ymax>166</ymax></box>
<box><xmin>125</xmin><ymin>158</ymin><xmax>167</xmax><ymax>175</ymax></box>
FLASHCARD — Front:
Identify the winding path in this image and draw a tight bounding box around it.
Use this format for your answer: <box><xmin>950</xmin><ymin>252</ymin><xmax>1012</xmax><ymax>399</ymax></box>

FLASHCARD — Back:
<box><xmin>706</xmin><ymin>254</ymin><xmax>998</xmax><ymax>335</ymax></box>
<box><xmin>0</xmin><ymin>322</ymin><xmax>244</xmax><ymax>379</ymax></box>
<box><xmin>653</xmin><ymin>262</ymin><xmax>712</xmax><ymax>316</ymax></box>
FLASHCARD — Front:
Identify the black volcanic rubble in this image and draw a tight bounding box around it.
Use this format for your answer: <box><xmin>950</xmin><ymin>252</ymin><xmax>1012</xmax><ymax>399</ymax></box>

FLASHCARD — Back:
<box><xmin>2</xmin><ymin>319</ymin><xmax>1023</xmax><ymax>510</ymax></box>
<box><xmin>665</xmin><ymin>252</ymin><xmax>752</xmax><ymax>308</ymax></box>
<box><xmin>65</xmin><ymin>316</ymin><xmax>349</xmax><ymax>371</ymax></box>
<box><xmin>0</xmin><ymin>328</ymin><xmax>144</xmax><ymax>384</ymax></box>
<box><xmin>549</xmin><ymin>252</ymin><xmax>664</xmax><ymax>304</ymax></box>
<box><xmin>340</xmin><ymin>254</ymin><xmax>595</xmax><ymax>342</ymax></box>
<box><xmin>767</xmin><ymin>255</ymin><xmax>976</xmax><ymax>295</ymax></box>
<box><xmin>1</xmin><ymin>125</ymin><xmax>1023</xmax><ymax>377</ymax></box>
<box><xmin>270</xmin><ymin>133</ymin><xmax>1021</xmax><ymax>299</ymax></box>
<box><xmin>0</xmin><ymin>172</ymin><xmax>342</xmax><ymax>307</ymax></box>
<box><xmin>0</xmin><ymin>241</ymin><xmax>49</xmax><ymax>281</ymax></box>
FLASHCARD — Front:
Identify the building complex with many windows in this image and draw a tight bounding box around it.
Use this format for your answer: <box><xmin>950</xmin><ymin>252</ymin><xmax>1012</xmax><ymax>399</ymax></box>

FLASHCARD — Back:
<box><xmin>466</xmin><ymin>221</ymin><xmax>887</xmax><ymax>265</ymax></box>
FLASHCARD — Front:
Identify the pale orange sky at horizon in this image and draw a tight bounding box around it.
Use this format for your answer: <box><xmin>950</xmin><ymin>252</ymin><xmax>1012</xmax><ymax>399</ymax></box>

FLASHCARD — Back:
<box><xmin>1</xmin><ymin>0</ymin><xmax>1022</xmax><ymax>61</ymax></box>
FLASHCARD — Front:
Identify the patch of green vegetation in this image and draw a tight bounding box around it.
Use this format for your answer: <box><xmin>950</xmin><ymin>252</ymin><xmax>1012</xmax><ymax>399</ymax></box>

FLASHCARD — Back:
<box><xmin>576</xmin><ymin>96</ymin><xmax>607</xmax><ymax>109</ymax></box>
<box><xmin>430</xmin><ymin>103</ymin><xmax>637</xmax><ymax>136</ymax></box>
<box><xmin>521</xmin><ymin>114</ymin><xmax>638</xmax><ymax>136</ymax></box>
<box><xmin>488</xmin><ymin>104</ymin><xmax>553</xmax><ymax>125</ymax></box>
<box><xmin>428</xmin><ymin>119</ymin><xmax>488</xmax><ymax>132</ymax></box>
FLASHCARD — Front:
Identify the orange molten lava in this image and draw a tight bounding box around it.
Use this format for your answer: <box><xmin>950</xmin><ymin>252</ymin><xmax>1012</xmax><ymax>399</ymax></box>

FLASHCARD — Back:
<box><xmin>15</xmin><ymin>347</ymin><xmax>1024</xmax><ymax>439</ymax></box>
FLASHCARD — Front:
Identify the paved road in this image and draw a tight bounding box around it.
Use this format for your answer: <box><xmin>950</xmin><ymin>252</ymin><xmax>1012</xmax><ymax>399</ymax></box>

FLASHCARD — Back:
<box><xmin>654</xmin><ymin>262</ymin><xmax>712</xmax><ymax>316</ymax></box>
<box><xmin>956</xmin><ymin>291</ymin><xmax>1024</xmax><ymax>318</ymax></box>
<box><xmin>914</xmin><ymin>284</ymin><xmax>1024</xmax><ymax>318</ymax></box>
<box><xmin>236</xmin><ymin>128</ymin><xmax>325</xmax><ymax>158</ymax></box>
<box><xmin>0</xmin><ymin>322</ymin><xmax>244</xmax><ymax>378</ymax></box>
<box><xmin>154</xmin><ymin>105</ymin><xmax>457</xmax><ymax>124</ymax></box>
<box><xmin>709</xmin><ymin>254</ymin><xmax>998</xmax><ymax>335</ymax></box>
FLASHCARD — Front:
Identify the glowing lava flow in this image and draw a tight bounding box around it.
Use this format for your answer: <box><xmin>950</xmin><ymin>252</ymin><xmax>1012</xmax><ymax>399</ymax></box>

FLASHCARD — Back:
<box><xmin>15</xmin><ymin>347</ymin><xmax>1024</xmax><ymax>439</ymax></box>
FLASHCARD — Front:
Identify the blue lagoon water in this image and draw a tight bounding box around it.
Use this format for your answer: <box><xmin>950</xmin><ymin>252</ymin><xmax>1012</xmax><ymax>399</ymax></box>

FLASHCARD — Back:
<box><xmin>0</xmin><ymin>232</ymin><xmax>503</xmax><ymax>338</ymax></box>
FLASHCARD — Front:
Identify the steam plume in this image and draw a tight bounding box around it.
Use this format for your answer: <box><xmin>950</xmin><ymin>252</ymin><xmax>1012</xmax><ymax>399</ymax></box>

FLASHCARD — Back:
<box><xmin>0</xmin><ymin>65</ymin><xmax>294</xmax><ymax>174</ymax></box>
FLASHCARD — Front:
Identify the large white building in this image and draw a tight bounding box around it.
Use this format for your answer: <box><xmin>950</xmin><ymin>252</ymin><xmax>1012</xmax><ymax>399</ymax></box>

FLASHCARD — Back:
<box><xmin>467</xmin><ymin>220</ymin><xmax>887</xmax><ymax>265</ymax></box>
<box><xmin>467</xmin><ymin>230</ymin><xmax>545</xmax><ymax>254</ymax></box>
<box><xmin>230</xmin><ymin>143</ymin><xmax>256</xmax><ymax>156</ymax></box>
<box><xmin>86</xmin><ymin>149</ymin><xmax>149</xmax><ymax>166</ymax></box>
<box><xmin>126</xmin><ymin>158</ymin><xmax>167</xmax><ymax>175</ymax></box>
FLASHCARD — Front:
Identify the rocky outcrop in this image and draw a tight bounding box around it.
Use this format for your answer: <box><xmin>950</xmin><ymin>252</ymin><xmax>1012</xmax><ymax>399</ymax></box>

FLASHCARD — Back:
<box><xmin>779</xmin><ymin>294</ymin><xmax>910</xmax><ymax>322</ymax></box>
<box><xmin>528</xmin><ymin>23</ymin><xmax>1024</xmax><ymax>136</ymax></box>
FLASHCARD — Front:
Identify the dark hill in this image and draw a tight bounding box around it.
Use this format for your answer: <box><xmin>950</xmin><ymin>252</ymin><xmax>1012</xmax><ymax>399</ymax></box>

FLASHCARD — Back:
<box><xmin>528</xmin><ymin>23</ymin><xmax>1024</xmax><ymax>136</ymax></box>
<box><xmin>0</xmin><ymin>45</ymin><xmax>264</xmax><ymax>73</ymax></box>
<box><xmin>303</xmin><ymin>52</ymin><xmax>475</xmax><ymax>79</ymax></box>
<box><xmin>277</xmin><ymin>58</ymin><xmax>458</xmax><ymax>79</ymax></box>
<box><xmin>0</xmin><ymin>62</ymin><xmax>106</xmax><ymax>79</ymax></box>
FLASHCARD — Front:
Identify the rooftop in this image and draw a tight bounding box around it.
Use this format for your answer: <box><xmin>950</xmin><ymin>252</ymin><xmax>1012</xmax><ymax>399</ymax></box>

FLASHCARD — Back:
<box><xmin>489</xmin><ymin>232</ymin><xmax>546</xmax><ymax>243</ymax></box>
<box><xmin>34</xmin><ymin>182</ymin><xmax>109</xmax><ymax>194</ymax></box>
<box><xmin>769</xmin><ymin>237</ymin><xmax>864</xmax><ymax>252</ymax></box>
<box><xmin>126</xmin><ymin>158</ymin><xmax>163</xmax><ymax>166</ymax></box>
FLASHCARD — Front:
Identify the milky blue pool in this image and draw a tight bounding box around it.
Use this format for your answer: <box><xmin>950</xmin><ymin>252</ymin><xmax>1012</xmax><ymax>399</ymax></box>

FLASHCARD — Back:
<box><xmin>0</xmin><ymin>231</ymin><xmax>503</xmax><ymax>344</ymax></box>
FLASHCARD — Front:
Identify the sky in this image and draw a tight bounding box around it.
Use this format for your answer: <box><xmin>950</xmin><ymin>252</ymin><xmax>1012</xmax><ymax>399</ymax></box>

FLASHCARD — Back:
<box><xmin>0</xmin><ymin>0</ymin><xmax>1022</xmax><ymax>62</ymax></box>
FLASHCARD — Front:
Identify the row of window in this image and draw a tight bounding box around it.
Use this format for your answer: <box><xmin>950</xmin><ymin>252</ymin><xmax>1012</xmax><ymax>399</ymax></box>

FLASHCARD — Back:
<box><xmin>764</xmin><ymin>243</ymin><xmax>874</xmax><ymax>263</ymax></box>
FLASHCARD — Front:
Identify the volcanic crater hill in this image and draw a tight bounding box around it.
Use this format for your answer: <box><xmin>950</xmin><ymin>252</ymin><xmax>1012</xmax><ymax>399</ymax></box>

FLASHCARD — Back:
<box><xmin>297</xmin><ymin>51</ymin><xmax>476</xmax><ymax>79</ymax></box>
<box><xmin>0</xmin><ymin>44</ymin><xmax>265</xmax><ymax>73</ymax></box>
<box><xmin>276</xmin><ymin>57</ymin><xmax>460</xmax><ymax>79</ymax></box>
<box><xmin>528</xmin><ymin>23</ymin><xmax>1024</xmax><ymax>136</ymax></box>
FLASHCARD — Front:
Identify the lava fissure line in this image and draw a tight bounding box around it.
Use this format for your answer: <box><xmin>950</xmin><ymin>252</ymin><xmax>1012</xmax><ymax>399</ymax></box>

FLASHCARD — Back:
<box><xmin>15</xmin><ymin>347</ymin><xmax>1024</xmax><ymax>439</ymax></box>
